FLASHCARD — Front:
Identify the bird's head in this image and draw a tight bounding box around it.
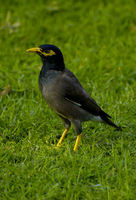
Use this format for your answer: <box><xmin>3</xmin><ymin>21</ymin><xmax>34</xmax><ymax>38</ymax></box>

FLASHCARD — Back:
<box><xmin>26</xmin><ymin>44</ymin><xmax>65</xmax><ymax>71</ymax></box>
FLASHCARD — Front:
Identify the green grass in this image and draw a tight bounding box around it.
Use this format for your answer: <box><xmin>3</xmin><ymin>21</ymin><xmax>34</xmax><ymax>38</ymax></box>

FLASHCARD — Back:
<box><xmin>0</xmin><ymin>0</ymin><xmax>136</xmax><ymax>199</ymax></box>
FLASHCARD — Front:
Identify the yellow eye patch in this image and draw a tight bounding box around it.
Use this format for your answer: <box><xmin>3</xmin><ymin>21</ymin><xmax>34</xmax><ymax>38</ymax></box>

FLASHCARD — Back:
<box><xmin>42</xmin><ymin>50</ymin><xmax>56</xmax><ymax>56</ymax></box>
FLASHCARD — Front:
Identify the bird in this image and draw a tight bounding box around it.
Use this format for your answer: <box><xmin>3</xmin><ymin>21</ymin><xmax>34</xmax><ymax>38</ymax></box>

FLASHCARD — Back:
<box><xmin>26</xmin><ymin>44</ymin><xmax>121</xmax><ymax>151</ymax></box>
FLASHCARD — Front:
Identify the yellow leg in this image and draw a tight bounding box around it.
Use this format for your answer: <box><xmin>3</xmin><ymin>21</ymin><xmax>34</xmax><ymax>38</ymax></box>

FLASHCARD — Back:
<box><xmin>56</xmin><ymin>128</ymin><xmax>68</xmax><ymax>148</ymax></box>
<box><xmin>73</xmin><ymin>134</ymin><xmax>82</xmax><ymax>151</ymax></box>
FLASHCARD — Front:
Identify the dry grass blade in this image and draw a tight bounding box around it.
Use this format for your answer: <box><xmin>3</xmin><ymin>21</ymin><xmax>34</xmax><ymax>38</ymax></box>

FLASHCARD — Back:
<box><xmin>0</xmin><ymin>85</ymin><xmax>11</xmax><ymax>97</ymax></box>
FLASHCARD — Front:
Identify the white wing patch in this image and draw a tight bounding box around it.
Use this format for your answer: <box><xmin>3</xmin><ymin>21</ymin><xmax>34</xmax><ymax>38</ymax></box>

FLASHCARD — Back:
<box><xmin>65</xmin><ymin>97</ymin><xmax>81</xmax><ymax>107</ymax></box>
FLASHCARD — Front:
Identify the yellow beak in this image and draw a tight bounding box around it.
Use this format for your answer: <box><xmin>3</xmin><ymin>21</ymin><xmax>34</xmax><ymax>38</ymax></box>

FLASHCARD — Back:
<box><xmin>26</xmin><ymin>47</ymin><xmax>42</xmax><ymax>53</ymax></box>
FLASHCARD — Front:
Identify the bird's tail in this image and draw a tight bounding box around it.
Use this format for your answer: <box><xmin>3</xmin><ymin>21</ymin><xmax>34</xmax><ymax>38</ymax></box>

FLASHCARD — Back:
<box><xmin>100</xmin><ymin>110</ymin><xmax>122</xmax><ymax>131</ymax></box>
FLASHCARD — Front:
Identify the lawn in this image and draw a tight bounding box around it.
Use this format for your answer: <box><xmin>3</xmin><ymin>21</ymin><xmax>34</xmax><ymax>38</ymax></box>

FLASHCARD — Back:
<box><xmin>0</xmin><ymin>0</ymin><xmax>136</xmax><ymax>199</ymax></box>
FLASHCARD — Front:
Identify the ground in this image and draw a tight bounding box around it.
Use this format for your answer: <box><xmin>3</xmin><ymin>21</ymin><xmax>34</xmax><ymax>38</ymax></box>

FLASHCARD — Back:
<box><xmin>0</xmin><ymin>0</ymin><xmax>136</xmax><ymax>199</ymax></box>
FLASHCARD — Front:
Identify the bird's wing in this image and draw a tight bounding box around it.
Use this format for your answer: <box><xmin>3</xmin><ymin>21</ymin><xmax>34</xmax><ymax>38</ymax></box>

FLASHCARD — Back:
<box><xmin>61</xmin><ymin>69</ymin><xmax>111</xmax><ymax>118</ymax></box>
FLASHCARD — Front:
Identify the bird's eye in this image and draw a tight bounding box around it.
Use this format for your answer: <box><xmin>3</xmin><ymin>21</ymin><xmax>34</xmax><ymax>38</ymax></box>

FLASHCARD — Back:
<box><xmin>41</xmin><ymin>49</ymin><xmax>56</xmax><ymax>56</ymax></box>
<box><xmin>44</xmin><ymin>50</ymin><xmax>50</xmax><ymax>53</ymax></box>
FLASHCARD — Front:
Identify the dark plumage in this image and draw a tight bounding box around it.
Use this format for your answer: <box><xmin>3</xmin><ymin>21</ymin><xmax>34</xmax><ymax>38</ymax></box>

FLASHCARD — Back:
<box><xmin>27</xmin><ymin>44</ymin><xmax>121</xmax><ymax>151</ymax></box>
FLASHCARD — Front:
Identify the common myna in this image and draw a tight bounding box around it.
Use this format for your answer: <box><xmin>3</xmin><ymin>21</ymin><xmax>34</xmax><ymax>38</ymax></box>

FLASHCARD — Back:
<box><xmin>27</xmin><ymin>44</ymin><xmax>121</xmax><ymax>151</ymax></box>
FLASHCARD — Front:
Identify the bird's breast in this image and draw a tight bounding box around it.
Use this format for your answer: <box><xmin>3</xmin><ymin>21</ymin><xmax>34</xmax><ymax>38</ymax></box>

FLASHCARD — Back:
<box><xmin>38</xmin><ymin>72</ymin><xmax>63</xmax><ymax>111</ymax></box>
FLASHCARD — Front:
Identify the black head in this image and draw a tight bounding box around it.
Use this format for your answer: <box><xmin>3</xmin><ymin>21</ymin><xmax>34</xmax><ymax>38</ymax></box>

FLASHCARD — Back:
<box><xmin>27</xmin><ymin>44</ymin><xmax>65</xmax><ymax>71</ymax></box>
